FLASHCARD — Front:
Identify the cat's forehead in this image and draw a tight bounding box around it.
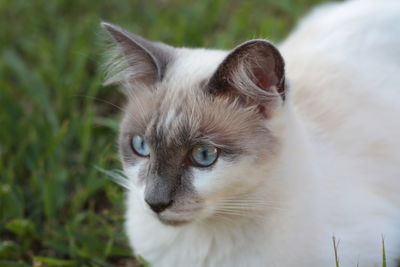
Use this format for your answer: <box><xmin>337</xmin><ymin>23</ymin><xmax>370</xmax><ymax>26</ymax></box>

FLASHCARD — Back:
<box><xmin>122</xmin><ymin>84</ymin><xmax>199</xmax><ymax>134</ymax></box>
<box><xmin>145</xmin><ymin>86</ymin><xmax>219</xmax><ymax>147</ymax></box>
<box><xmin>163</xmin><ymin>48</ymin><xmax>228</xmax><ymax>85</ymax></box>
<box><xmin>121</xmin><ymin>48</ymin><xmax>227</xmax><ymax>141</ymax></box>
<box><xmin>145</xmin><ymin>88</ymin><xmax>197</xmax><ymax>146</ymax></box>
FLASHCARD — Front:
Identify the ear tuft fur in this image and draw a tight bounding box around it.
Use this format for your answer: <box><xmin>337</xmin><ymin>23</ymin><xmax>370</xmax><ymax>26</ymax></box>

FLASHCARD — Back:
<box><xmin>101</xmin><ymin>22</ymin><xmax>174</xmax><ymax>86</ymax></box>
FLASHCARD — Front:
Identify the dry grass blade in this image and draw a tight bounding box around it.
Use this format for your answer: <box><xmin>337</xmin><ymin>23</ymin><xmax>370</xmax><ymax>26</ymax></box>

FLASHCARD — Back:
<box><xmin>332</xmin><ymin>235</ymin><xmax>340</xmax><ymax>267</ymax></box>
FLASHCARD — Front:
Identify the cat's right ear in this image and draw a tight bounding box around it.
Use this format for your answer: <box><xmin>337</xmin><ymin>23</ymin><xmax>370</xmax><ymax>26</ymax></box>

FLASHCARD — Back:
<box><xmin>101</xmin><ymin>22</ymin><xmax>174</xmax><ymax>86</ymax></box>
<box><xmin>207</xmin><ymin>39</ymin><xmax>286</xmax><ymax>119</ymax></box>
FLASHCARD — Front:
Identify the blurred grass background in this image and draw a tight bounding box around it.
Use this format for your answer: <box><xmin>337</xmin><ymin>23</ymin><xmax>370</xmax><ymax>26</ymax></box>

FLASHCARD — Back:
<box><xmin>0</xmin><ymin>0</ymin><xmax>329</xmax><ymax>266</ymax></box>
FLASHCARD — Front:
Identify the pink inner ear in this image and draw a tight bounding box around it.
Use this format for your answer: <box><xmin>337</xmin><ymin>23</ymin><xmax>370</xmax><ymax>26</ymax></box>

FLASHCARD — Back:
<box><xmin>253</xmin><ymin>67</ymin><xmax>276</xmax><ymax>92</ymax></box>
<box><xmin>258</xmin><ymin>105</ymin><xmax>267</xmax><ymax>118</ymax></box>
<box><xmin>252</xmin><ymin>67</ymin><xmax>277</xmax><ymax>119</ymax></box>
<box><xmin>258</xmin><ymin>104</ymin><xmax>273</xmax><ymax>119</ymax></box>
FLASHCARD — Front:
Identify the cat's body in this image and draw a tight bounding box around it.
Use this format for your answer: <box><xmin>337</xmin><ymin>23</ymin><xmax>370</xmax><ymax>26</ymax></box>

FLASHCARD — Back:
<box><xmin>102</xmin><ymin>0</ymin><xmax>400</xmax><ymax>266</ymax></box>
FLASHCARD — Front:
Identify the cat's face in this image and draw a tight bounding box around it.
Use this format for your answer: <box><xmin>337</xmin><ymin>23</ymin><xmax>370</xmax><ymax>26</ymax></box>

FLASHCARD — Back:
<box><xmin>119</xmin><ymin>87</ymin><xmax>279</xmax><ymax>225</ymax></box>
<box><xmin>103</xmin><ymin>23</ymin><xmax>286</xmax><ymax>225</ymax></box>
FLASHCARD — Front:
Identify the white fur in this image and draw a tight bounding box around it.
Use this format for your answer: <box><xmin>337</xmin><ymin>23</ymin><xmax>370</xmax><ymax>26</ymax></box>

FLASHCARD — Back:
<box><xmin>124</xmin><ymin>1</ymin><xmax>400</xmax><ymax>266</ymax></box>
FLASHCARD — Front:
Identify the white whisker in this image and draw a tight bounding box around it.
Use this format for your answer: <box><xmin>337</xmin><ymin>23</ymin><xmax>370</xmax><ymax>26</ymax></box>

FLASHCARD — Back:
<box><xmin>96</xmin><ymin>167</ymin><xmax>132</xmax><ymax>190</ymax></box>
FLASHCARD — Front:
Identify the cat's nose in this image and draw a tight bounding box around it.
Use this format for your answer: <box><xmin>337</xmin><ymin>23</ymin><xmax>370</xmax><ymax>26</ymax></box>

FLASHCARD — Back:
<box><xmin>145</xmin><ymin>197</ymin><xmax>173</xmax><ymax>213</ymax></box>
<box><xmin>144</xmin><ymin>175</ymin><xmax>176</xmax><ymax>213</ymax></box>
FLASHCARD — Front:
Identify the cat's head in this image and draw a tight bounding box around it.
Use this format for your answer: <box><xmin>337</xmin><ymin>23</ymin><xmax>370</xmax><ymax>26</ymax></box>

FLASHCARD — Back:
<box><xmin>102</xmin><ymin>22</ymin><xmax>287</xmax><ymax>226</ymax></box>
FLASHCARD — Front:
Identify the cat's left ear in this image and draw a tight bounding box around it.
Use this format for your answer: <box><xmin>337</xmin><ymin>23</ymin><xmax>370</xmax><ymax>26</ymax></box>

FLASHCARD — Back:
<box><xmin>101</xmin><ymin>22</ymin><xmax>174</xmax><ymax>86</ymax></box>
<box><xmin>207</xmin><ymin>39</ymin><xmax>286</xmax><ymax>118</ymax></box>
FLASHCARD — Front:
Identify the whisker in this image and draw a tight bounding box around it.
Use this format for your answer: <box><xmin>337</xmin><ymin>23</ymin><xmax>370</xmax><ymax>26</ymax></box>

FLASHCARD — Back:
<box><xmin>217</xmin><ymin>205</ymin><xmax>264</xmax><ymax>210</ymax></box>
<box><xmin>73</xmin><ymin>94</ymin><xmax>144</xmax><ymax>126</ymax></box>
<box><xmin>217</xmin><ymin>199</ymin><xmax>287</xmax><ymax>208</ymax></box>
<box><xmin>214</xmin><ymin>209</ymin><xmax>265</xmax><ymax>219</ymax></box>
<box><xmin>219</xmin><ymin>199</ymin><xmax>283</xmax><ymax>204</ymax></box>
<box><xmin>214</xmin><ymin>210</ymin><xmax>247</xmax><ymax>217</ymax></box>
<box><xmin>218</xmin><ymin>201</ymin><xmax>277</xmax><ymax>206</ymax></box>
<box><xmin>73</xmin><ymin>94</ymin><xmax>125</xmax><ymax>112</ymax></box>
<box><xmin>96</xmin><ymin>167</ymin><xmax>132</xmax><ymax>190</ymax></box>
<box><xmin>217</xmin><ymin>203</ymin><xmax>286</xmax><ymax>210</ymax></box>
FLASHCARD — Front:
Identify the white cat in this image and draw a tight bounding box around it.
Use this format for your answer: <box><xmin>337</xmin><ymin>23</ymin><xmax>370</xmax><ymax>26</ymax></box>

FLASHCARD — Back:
<box><xmin>102</xmin><ymin>0</ymin><xmax>400</xmax><ymax>266</ymax></box>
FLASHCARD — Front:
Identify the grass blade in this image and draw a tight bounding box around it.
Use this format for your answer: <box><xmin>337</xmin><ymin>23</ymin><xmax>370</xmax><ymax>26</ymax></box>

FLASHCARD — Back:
<box><xmin>332</xmin><ymin>235</ymin><xmax>340</xmax><ymax>267</ymax></box>
<box><xmin>382</xmin><ymin>236</ymin><xmax>387</xmax><ymax>267</ymax></box>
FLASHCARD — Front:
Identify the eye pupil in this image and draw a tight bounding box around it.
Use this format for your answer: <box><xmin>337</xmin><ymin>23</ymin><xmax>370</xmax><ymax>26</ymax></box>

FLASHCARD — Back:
<box><xmin>201</xmin><ymin>149</ymin><xmax>208</xmax><ymax>159</ymax></box>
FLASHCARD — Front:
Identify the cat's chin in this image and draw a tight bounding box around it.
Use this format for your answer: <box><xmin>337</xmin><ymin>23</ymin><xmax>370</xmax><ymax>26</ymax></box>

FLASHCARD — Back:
<box><xmin>157</xmin><ymin>216</ymin><xmax>192</xmax><ymax>226</ymax></box>
<box><xmin>155</xmin><ymin>208</ymin><xmax>203</xmax><ymax>226</ymax></box>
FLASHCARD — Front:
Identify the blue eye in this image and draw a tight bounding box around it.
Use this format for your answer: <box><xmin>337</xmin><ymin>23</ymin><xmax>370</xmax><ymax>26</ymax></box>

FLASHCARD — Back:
<box><xmin>131</xmin><ymin>135</ymin><xmax>150</xmax><ymax>157</ymax></box>
<box><xmin>191</xmin><ymin>145</ymin><xmax>218</xmax><ymax>167</ymax></box>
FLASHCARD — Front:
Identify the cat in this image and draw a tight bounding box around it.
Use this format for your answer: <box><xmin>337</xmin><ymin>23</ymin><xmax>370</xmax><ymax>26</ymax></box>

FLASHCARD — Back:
<box><xmin>101</xmin><ymin>0</ymin><xmax>400</xmax><ymax>266</ymax></box>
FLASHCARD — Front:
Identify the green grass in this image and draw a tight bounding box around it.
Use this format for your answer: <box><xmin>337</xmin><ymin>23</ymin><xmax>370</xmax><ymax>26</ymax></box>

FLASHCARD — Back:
<box><xmin>0</xmin><ymin>0</ymin><xmax>327</xmax><ymax>266</ymax></box>
<box><xmin>332</xmin><ymin>235</ymin><xmax>389</xmax><ymax>267</ymax></box>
